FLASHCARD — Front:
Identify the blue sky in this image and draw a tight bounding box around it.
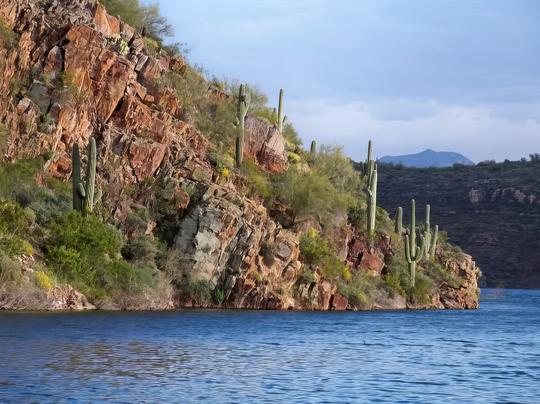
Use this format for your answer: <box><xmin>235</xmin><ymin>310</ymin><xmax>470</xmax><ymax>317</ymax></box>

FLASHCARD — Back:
<box><xmin>153</xmin><ymin>0</ymin><xmax>540</xmax><ymax>162</ymax></box>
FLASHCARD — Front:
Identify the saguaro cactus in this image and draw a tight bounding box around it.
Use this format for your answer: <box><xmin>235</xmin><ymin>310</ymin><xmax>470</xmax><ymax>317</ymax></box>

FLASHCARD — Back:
<box><xmin>365</xmin><ymin>140</ymin><xmax>375</xmax><ymax>186</ymax></box>
<box><xmin>423</xmin><ymin>204</ymin><xmax>439</xmax><ymax>260</ymax></box>
<box><xmin>404</xmin><ymin>199</ymin><xmax>426</xmax><ymax>288</ymax></box>
<box><xmin>310</xmin><ymin>140</ymin><xmax>317</xmax><ymax>155</ymax></box>
<box><xmin>394</xmin><ymin>206</ymin><xmax>403</xmax><ymax>234</ymax></box>
<box><xmin>367</xmin><ymin>163</ymin><xmax>377</xmax><ymax>239</ymax></box>
<box><xmin>72</xmin><ymin>143</ymin><xmax>83</xmax><ymax>212</ymax></box>
<box><xmin>277</xmin><ymin>88</ymin><xmax>285</xmax><ymax>133</ymax></box>
<box><xmin>72</xmin><ymin>137</ymin><xmax>97</xmax><ymax>216</ymax></box>
<box><xmin>235</xmin><ymin>84</ymin><xmax>251</xmax><ymax>167</ymax></box>
<box><xmin>364</xmin><ymin>140</ymin><xmax>378</xmax><ymax>239</ymax></box>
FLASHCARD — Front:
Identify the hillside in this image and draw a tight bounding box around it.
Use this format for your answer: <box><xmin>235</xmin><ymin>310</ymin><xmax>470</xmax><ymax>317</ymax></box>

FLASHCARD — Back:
<box><xmin>379</xmin><ymin>149</ymin><xmax>474</xmax><ymax>168</ymax></box>
<box><xmin>376</xmin><ymin>159</ymin><xmax>540</xmax><ymax>288</ymax></box>
<box><xmin>0</xmin><ymin>0</ymin><xmax>479</xmax><ymax>310</ymax></box>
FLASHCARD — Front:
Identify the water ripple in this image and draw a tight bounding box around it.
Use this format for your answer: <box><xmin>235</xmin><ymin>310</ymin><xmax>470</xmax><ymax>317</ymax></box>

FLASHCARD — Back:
<box><xmin>0</xmin><ymin>289</ymin><xmax>539</xmax><ymax>403</ymax></box>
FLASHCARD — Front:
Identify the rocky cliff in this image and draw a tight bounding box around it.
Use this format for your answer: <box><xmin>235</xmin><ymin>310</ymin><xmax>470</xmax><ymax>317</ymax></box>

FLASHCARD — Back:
<box><xmin>377</xmin><ymin>161</ymin><xmax>540</xmax><ymax>288</ymax></box>
<box><xmin>0</xmin><ymin>0</ymin><xmax>479</xmax><ymax>310</ymax></box>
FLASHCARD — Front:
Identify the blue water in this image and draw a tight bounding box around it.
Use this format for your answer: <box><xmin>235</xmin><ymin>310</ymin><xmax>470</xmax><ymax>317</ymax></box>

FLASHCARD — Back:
<box><xmin>0</xmin><ymin>289</ymin><xmax>539</xmax><ymax>403</ymax></box>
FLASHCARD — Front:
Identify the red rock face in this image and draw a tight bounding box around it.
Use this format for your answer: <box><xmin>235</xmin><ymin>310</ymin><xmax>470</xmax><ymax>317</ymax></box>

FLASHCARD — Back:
<box><xmin>331</xmin><ymin>293</ymin><xmax>348</xmax><ymax>311</ymax></box>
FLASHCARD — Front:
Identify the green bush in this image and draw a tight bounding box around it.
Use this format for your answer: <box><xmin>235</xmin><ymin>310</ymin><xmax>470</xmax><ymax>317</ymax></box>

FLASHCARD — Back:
<box><xmin>121</xmin><ymin>235</ymin><xmax>162</xmax><ymax>268</ymax></box>
<box><xmin>410</xmin><ymin>273</ymin><xmax>436</xmax><ymax>305</ymax></box>
<box><xmin>383</xmin><ymin>269</ymin><xmax>407</xmax><ymax>298</ymax></box>
<box><xmin>0</xmin><ymin>199</ymin><xmax>35</xmax><ymax>257</ymax></box>
<box><xmin>47</xmin><ymin>211</ymin><xmax>122</xmax><ymax>259</ymax></box>
<box><xmin>242</xmin><ymin>158</ymin><xmax>273</xmax><ymax>200</ymax></box>
<box><xmin>181</xmin><ymin>275</ymin><xmax>213</xmax><ymax>306</ymax></box>
<box><xmin>299</xmin><ymin>269</ymin><xmax>316</xmax><ymax>285</ymax></box>
<box><xmin>100</xmin><ymin>0</ymin><xmax>172</xmax><ymax>43</ymax></box>
<box><xmin>337</xmin><ymin>272</ymin><xmax>379</xmax><ymax>309</ymax></box>
<box><xmin>0</xmin><ymin>17</ymin><xmax>18</xmax><ymax>49</ymax></box>
<box><xmin>300</xmin><ymin>230</ymin><xmax>344</xmax><ymax>279</ymax></box>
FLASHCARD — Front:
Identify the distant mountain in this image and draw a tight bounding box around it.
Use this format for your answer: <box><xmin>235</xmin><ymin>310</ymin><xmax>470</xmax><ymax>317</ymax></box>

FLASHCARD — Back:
<box><xmin>379</xmin><ymin>149</ymin><xmax>474</xmax><ymax>168</ymax></box>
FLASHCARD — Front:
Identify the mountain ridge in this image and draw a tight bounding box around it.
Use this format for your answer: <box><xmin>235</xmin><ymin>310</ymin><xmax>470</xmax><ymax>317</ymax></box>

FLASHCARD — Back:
<box><xmin>379</xmin><ymin>149</ymin><xmax>474</xmax><ymax>168</ymax></box>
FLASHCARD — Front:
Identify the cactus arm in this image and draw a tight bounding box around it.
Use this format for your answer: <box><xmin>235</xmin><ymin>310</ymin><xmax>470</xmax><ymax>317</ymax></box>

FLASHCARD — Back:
<box><xmin>78</xmin><ymin>183</ymin><xmax>86</xmax><ymax>198</ymax></box>
<box><xmin>424</xmin><ymin>204</ymin><xmax>431</xmax><ymax>258</ymax></box>
<box><xmin>395</xmin><ymin>206</ymin><xmax>403</xmax><ymax>234</ymax></box>
<box><xmin>310</xmin><ymin>140</ymin><xmax>317</xmax><ymax>155</ymax></box>
<box><xmin>404</xmin><ymin>235</ymin><xmax>412</xmax><ymax>263</ymax></box>
<box><xmin>429</xmin><ymin>225</ymin><xmax>439</xmax><ymax>258</ymax></box>
<box><xmin>82</xmin><ymin>137</ymin><xmax>97</xmax><ymax>216</ymax></box>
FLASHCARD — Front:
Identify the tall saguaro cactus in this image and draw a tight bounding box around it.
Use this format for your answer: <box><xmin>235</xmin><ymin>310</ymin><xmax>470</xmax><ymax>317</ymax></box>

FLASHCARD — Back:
<box><xmin>235</xmin><ymin>84</ymin><xmax>251</xmax><ymax>167</ymax></box>
<box><xmin>367</xmin><ymin>163</ymin><xmax>378</xmax><ymax>240</ymax></box>
<box><xmin>395</xmin><ymin>206</ymin><xmax>403</xmax><ymax>234</ymax></box>
<box><xmin>365</xmin><ymin>140</ymin><xmax>376</xmax><ymax>186</ymax></box>
<box><xmin>72</xmin><ymin>137</ymin><xmax>97</xmax><ymax>216</ymax></box>
<box><xmin>72</xmin><ymin>143</ymin><xmax>83</xmax><ymax>212</ymax></box>
<box><xmin>277</xmin><ymin>88</ymin><xmax>286</xmax><ymax>133</ymax></box>
<box><xmin>364</xmin><ymin>140</ymin><xmax>377</xmax><ymax>239</ymax></box>
<box><xmin>404</xmin><ymin>199</ymin><xmax>426</xmax><ymax>288</ymax></box>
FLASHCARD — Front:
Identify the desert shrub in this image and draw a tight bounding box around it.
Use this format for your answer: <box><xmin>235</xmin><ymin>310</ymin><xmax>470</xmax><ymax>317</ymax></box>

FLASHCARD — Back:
<box><xmin>0</xmin><ymin>199</ymin><xmax>35</xmax><ymax>257</ymax></box>
<box><xmin>383</xmin><ymin>269</ymin><xmax>407</xmax><ymax>298</ymax></box>
<box><xmin>47</xmin><ymin>212</ymin><xmax>122</xmax><ymax>260</ymax></box>
<box><xmin>0</xmin><ymin>254</ymin><xmax>22</xmax><ymax>285</ymax></box>
<box><xmin>423</xmin><ymin>260</ymin><xmax>462</xmax><ymax>289</ymax></box>
<box><xmin>124</xmin><ymin>208</ymin><xmax>151</xmax><ymax>235</ymax></box>
<box><xmin>282</xmin><ymin>123</ymin><xmax>302</xmax><ymax>147</ymax></box>
<box><xmin>0</xmin><ymin>17</ymin><xmax>18</xmax><ymax>49</ymax></box>
<box><xmin>410</xmin><ymin>273</ymin><xmax>436</xmax><ymax>305</ymax></box>
<box><xmin>0</xmin><ymin>159</ymin><xmax>70</xmax><ymax>225</ymax></box>
<box><xmin>181</xmin><ymin>275</ymin><xmax>213</xmax><ymax>306</ymax></box>
<box><xmin>104</xmin><ymin>259</ymin><xmax>155</xmax><ymax>294</ymax></box>
<box><xmin>348</xmin><ymin>202</ymin><xmax>366</xmax><ymax>229</ymax></box>
<box><xmin>242</xmin><ymin>158</ymin><xmax>273</xmax><ymax>200</ymax></box>
<box><xmin>196</xmin><ymin>96</ymin><xmax>237</xmax><ymax>147</ymax></box>
<box><xmin>274</xmin><ymin>168</ymin><xmax>353</xmax><ymax>225</ymax></box>
<box><xmin>311</xmin><ymin>145</ymin><xmax>361</xmax><ymax>193</ymax></box>
<box><xmin>260</xmin><ymin>242</ymin><xmax>276</xmax><ymax>266</ymax></box>
<box><xmin>158</xmin><ymin>68</ymin><xmax>208</xmax><ymax>121</ymax></box>
<box><xmin>45</xmin><ymin>211</ymin><xmax>166</xmax><ymax>303</ymax></box>
<box><xmin>299</xmin><ymin>269</ymin><xmax>316</xmax><ymax>285</ymax></box>
<box><xmin>100</xmin><ymin>0</ymin><xmax>172</xmax><ymax>43</ymax></box>
<box><xmin>45</xmin><ymin>212</ymin><xmax>123</xmax><ymax>297</ymax></box>
<box><xmin>300</xmin><ymin>229</ymin><xmax>344</xmax><ymax>279</ymax></box>
<box><xmin>121</xmin><ymin>235</ymin><xmax>162</xmax><ymax>268</ymax></box>
<box><xmin>213</xmin><ymin>288</ymin><xmax>226</xmax><ymax>305</ymax></box>
<box><xmin>34</xmin><ymin>270</ymin><xmax>54</xmax><ymax>291</ymax></box>
<box><xmin>337</xmin><ymin>272</ymin><xmax>379</xmax><ymax>309</ymax></box>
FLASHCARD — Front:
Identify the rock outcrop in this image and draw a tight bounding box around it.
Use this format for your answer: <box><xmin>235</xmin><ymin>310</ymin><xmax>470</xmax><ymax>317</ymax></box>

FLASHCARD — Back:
<box><xmin>0</xmin><ymin>0</ymin><xmax>480</xmax><ymax>310</ymax></box>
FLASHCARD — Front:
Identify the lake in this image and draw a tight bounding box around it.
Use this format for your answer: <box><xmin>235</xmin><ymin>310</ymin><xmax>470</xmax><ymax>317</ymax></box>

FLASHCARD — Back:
<box><xmin>1</xmin><ymin>289</ymin><xmax>539</xmax><ymax>403</ymax></box>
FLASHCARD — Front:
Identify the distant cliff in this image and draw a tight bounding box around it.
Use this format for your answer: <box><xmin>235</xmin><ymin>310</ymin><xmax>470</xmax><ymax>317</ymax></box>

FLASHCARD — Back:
<box><xmin>379</xmin><ymin>149</ymin><xmax>474</xmax><ymax>168</ymax></box>
<box><xmin>376</xmin><ymin>160</ymin><xmax>540</xmax><ymax>288</ymax></box>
